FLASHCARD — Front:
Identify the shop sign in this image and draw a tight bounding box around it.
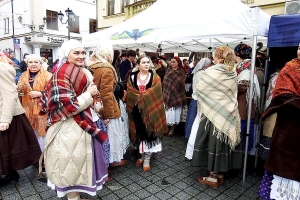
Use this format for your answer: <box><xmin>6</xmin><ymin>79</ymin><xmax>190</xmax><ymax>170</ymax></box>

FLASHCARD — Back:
<box><xmin>47</xmin><ymin>37</ymin><xmax>64</xmax><ymax>44</ymax></box>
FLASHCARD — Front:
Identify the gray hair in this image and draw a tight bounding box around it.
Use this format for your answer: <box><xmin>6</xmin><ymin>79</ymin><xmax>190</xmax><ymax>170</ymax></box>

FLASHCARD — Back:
<box><xmin>25</xmin><ymin>54</ymin><xmax>43</xmax><ymax>64</ymax></box>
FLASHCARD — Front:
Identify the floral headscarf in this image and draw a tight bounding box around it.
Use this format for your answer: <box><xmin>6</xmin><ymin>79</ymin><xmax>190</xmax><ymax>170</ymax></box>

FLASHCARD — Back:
<box><xmin>214</xmin><ymin>46</ymin><xmax>235</xmax><ymax>70</ymax></box>
<box><xmin>0</xmin><ymin>52</ymin><xmax>14</xmax><ymax>65</ymax></box>
<box><xmin>87</xmin><ymin>44</ymin><xmax>114</xmax><ymax>66</ymax></box>
<box><xmin>234</xmin><ymin>43</ymin><xmax>252</xmax><ymax>59</ymax></box>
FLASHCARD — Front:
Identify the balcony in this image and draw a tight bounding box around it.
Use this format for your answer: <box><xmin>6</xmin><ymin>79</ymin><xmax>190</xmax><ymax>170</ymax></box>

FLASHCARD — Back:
<box><xmin>125</xmin><ymin>0</ymin><xmax>156</xmax><ymax>19</ymax></box>
<box><xmin>241</xmin><ymin>0</ymin><xmax>255</xmax><ymax>4</ymax></box>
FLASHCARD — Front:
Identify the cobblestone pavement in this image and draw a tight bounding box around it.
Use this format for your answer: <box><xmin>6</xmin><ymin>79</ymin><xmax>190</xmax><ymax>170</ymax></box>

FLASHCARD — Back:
<box><xmin>0</xmin><ymin>135</ymin><xmax>263</xmax><ymax>200</ymax></box>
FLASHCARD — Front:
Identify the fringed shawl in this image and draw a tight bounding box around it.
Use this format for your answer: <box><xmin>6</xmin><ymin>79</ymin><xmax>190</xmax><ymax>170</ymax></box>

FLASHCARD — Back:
<box><xmin>127</xmin><ymin>70</ymin><xmax>168</xmax><ymax>145</ymax></box>
<box><xmin>196</xmin><ymin>64</ymin><xmax>241</xmax><ymax>149</ymax></box>
<box><xmin>18</xmin><ymin>67</ymin><xmax>52</xmax><ymax>136</ymax></box>
<box><xmin>162</xmin><ymin>68</ymin><xmax>186</xmax><ymax>110</ymax></box>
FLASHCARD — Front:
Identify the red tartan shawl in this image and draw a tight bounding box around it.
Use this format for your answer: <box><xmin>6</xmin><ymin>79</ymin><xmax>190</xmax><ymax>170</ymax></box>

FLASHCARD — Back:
<box><xmin>127</xmin><ymin>72</ymin><xmax>168</xmax><ymax>144</ymax></box>
<box><xmin>40</xmin><ymin>62</ymin><xmax>107</xmax><ymax>143</ymax></box>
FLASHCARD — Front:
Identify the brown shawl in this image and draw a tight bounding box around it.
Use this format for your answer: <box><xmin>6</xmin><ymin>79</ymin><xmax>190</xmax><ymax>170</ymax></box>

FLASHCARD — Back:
<box><xmin>162</xmin><ymin>68</ymin><xmax>186</xmax><ymax>109</ymax></box>
<box><xmin>18</xmin><ymin>67</ymin><xmax>52</xmax><ymax>136</ymax></box>
<box><xmin>127</xmin><ymin>71</ymin><xmax>168</xmax><ymax>145</ymax></box>
<box><xmin>262</xmin><ymin>58</ymin><xmax>300</xmax><ymax>182</ymax></box>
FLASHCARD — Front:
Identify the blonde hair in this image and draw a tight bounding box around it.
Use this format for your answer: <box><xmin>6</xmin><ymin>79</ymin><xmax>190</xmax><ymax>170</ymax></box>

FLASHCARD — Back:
<box><xmin>214</xmin><ymin>46</ymin><xmax>235</xmax><ymax>70</ymax></box>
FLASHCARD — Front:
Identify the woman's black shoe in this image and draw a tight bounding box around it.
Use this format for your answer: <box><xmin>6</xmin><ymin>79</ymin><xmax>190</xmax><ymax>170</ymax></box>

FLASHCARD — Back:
<box><xmin>0</xmin><ymin>177</ymin><xmax>8</xmax><ymax>187</ymax></box>
<box><xmin>3</xmin><ymin>170</ymin><xmax>19</xmax><ymax>184</ymax></box>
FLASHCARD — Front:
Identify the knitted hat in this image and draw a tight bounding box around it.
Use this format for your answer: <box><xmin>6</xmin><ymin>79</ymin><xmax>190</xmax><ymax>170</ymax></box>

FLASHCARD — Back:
<box><xmin>234</xmin><ymin>44</ymin><xmax>252</xmax><ymax>59</ymax></box>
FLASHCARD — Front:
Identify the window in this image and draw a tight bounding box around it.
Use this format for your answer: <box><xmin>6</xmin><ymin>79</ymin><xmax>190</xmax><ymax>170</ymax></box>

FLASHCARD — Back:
<box><xmin>121</xmin><ymin>0</ymin><xmax>130</xmax><ymax>13</ymax></box>
<box><xmin>107</xmin><ymin>0</ymin><xmax>115</xmax><ymax>16</ymax></box>
<box><xmin>70</xmin><ymin>16</ymin><xmax>80</xmax><ymax>33</ymax></box>
<box><xmin>89</xmin><ymin>19</ymin><xmax>97</xmax><ymax>33</ymax></box>
<box><xmin>178</xmin><ymin>53</ymin><xmax>189</xmax><ymax>57</ymax></box>
<box><xmin>46</xmin><ymin>10</ymin><xmax>58</xmax><ymax>30</ymax></box>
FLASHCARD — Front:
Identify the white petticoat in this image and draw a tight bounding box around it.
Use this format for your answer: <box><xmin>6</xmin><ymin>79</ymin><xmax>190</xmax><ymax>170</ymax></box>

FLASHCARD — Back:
<box><xmin>165</xmin><ymin>106</ymin><xmax>182</xmax><ymax>125</ymax></box>
<box><xmin>107</xmin><ymin>100</ymin><xmax>130</xmax><ymax>163</ymax></box>
<box><xmin>271</xmin><ymin>174</ymin><xmax>300</xmax><ymax>200</ymax></box>
<box><xmin>139</xmin><ymin>139</ymin><xmax>162</xmax><ymax>153</ymax></box>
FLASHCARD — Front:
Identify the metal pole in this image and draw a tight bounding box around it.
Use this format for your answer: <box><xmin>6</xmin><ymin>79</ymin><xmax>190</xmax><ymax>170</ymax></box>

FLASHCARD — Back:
<box><xmin>68</xmin><ymin>13</ymin><xmax>70</xmax><ymax>40</ymax></box>
<box><xmin>11</xmin><ymin>0</ymin><xmax>15</xmax><ymax>52</ymax></box>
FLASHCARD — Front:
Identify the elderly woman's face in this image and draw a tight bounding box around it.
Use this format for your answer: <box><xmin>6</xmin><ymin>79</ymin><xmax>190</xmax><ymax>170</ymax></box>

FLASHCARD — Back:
<box><xmin>68</xmin><ymin>47</ymin><xmax>86</xmax><ymax>66</ymax></box>
<box><xmin>27</xmin><ymin>58</ymin><xmax>42</xmax><ymax>73</ymax></box>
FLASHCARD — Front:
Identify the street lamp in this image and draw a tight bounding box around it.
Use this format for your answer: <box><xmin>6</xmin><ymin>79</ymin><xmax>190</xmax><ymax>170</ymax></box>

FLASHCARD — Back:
<box><xmin>57</xmin><ymin>8</ymin><xmax>75</xmax><ymax>40</ymax></box>
<box><xmin>18</xmin><ymin>16</ymin><xmax>47</xmax><ymax>32</ymax></box>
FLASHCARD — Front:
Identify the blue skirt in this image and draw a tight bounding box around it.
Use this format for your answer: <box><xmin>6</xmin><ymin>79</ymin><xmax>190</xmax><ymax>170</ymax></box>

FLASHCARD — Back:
<box><xmin>184</xmin><ymin>99</ymin><xmax>197</xmax><ymax>139</ymax></box>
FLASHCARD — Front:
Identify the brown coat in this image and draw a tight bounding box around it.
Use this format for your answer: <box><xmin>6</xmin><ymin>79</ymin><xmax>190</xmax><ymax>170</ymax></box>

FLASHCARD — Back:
<box><xmin>237</xmin><ymin>82</ymin><xmax>255</xmax><ymax>120</ymax></box>
<box><xmin>92</xmin><ymin>63</ymin><xmax>121</xmax><ymax>119</ymax></box>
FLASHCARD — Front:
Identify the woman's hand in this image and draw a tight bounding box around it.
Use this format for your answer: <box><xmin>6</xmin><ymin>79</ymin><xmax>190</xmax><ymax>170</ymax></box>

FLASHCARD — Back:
<box><xmin>104</xmin><ymin>119</ymin><xmax>110</xmax><ymax>125</ymax></box>
<box><xmin>0</xmin><ymin>123</ymin><xmax>9</xmax><ymax>131</ymax></box>
<box><xmin>28</xmin><ymin>91</ymin><xmax>42</xmax><ymax>98</ymax></box>
<box><xmin>87</xmin><ymin>83</ymin><xmax>98</xmax><ymax>96</ymax></box>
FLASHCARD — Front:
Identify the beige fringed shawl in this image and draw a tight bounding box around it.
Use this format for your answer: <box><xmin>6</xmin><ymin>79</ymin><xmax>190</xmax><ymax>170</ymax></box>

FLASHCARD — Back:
<box><xmin>196</xmin><ymin>64</ymin><xmax>241</xmax><ymax>149</ymax></box>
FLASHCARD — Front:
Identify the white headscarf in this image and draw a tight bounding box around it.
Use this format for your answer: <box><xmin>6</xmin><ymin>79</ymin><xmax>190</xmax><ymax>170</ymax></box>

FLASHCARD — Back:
<box><xmin>25</xmin><ymin>54</ymin><xmax>43</xmax><ymax>64</ymax></box>
<box><xmin>58</xmin><ymin>39</ymin><xmax>84</xmax><ymax>68</ymax></box>
<box><xmin>192</xmin><ymin>58</ymin><xmax>211</xmax><ymax>74</ymax></box>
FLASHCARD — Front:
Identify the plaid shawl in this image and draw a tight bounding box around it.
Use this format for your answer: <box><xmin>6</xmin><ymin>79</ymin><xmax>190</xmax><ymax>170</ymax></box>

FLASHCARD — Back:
<box><xmin>163</xmin><ymin>68</ymin><xmax>186</xmax><ymax>110</ymax></box>
<box><xmin>40</xmin><ymin>62</ymin><xmax>107</xmax><ymax>143</ymax></box>
<box><xmin>196</xmin><ymin>64</ymin><xmax>241</xmax><ymax>149</ymax></box>
<box><xmin>127</xmin><ymin>71</ymin><xmax>168</xmax><ymax>145</ymax></box>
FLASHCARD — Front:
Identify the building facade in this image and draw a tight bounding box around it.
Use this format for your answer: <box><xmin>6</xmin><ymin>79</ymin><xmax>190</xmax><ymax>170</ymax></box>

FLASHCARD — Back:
<box><xmin>0</xmin><ymin>0</ymin><xmax>97</xmax><ymax>63</ymax></box>
<box><xmin>242</xmin><ymin>0</ymin><xmax>291</xmax><ymax>15</ymax></box>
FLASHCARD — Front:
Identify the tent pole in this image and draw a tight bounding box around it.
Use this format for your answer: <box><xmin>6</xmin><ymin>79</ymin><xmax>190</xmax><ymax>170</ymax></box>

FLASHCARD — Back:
<box><xmin>242</xmin><ymin>35</ymin><xmax>258</xmax><ymax>185</ymax></box>
<box><xmin>254</xmin><ymin>47</ymin><xmax>270</xmax><ymax>172</ymax></box>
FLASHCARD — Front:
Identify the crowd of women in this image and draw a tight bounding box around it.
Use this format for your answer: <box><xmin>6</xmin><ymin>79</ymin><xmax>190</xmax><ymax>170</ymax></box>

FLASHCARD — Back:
<box><xmin>0</xmin><ymin>39</ymin><xmax>299</xmax><ymax>200</ymax></box>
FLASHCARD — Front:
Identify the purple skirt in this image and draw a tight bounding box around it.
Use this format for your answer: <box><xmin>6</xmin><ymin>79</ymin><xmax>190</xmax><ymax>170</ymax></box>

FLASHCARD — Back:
<box><xmin>258</xmin><ymin>171</ymin><xmax>274</xmax><ymax>200</ymax></box>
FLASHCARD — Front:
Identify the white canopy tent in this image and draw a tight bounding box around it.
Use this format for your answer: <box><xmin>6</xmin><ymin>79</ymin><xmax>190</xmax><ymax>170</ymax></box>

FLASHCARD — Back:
<box><xmin>82</xmin><ymin>0</ymin><xmax>270</xmax><ymax>53</ymax></box>
<box><xmin>82</xmin><ymin>0</ymin><xmax>271</xmax><ymax>183</ymax></box>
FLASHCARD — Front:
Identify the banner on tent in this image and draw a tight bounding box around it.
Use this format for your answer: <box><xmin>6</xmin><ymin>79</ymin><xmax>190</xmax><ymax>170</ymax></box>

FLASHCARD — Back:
<box><xmin>111</xmin><ymin>29</ymin><xmax>153</xmax><ymax>40</ymax></box>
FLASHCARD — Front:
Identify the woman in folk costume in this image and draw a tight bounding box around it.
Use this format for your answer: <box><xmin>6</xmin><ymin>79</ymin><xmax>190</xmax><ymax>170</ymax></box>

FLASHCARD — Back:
<box><xmin>17</xmin><ymin>54</ymin><xmax>52</xmax><ymax>151</ymax></box>
<box><xmin>185</xmin><ymin>58</ymin><xmax>211</xmax><ymax>160</ymax></box>
<box><xmin>184</xmin><ymin>58</ymin><xmax>211</xmax><ymax>140</ymax></box>
<box><xmin>0</xmin><ymin>53</ymin><xmax>41</xmax><ymax>186</ymax></box>
<box><xmin>39</xmin><ymin>40</ymin><xmax>108</xmax><ymax>200</ymax></box>
<box><xmin>163</xmin><ymin>56</ymin><xmax>186</xmax><ymax>136</ymax></box>
<box><xmin>127</xmin><ymin>55</ymin><xmax>168</xmax><ymax>171</ymax></box>
<box><xmin>258</xmin><ymin>45</ymin><xmax>300</xmax><ymax>200</ymax></box>
<box><xmin>234</xmin><ymin>44</ymin><xmax>260</xmax><ymax>155</ymax></box>
<box><xmin>87</xmin><ymin>44</ymin><xmax>129</xmax><ymax>167</ymax></box>
<box><xmin>192</xmin><ymin>46</ymin><xmax>242</xmax><ymax>188</ymax></box>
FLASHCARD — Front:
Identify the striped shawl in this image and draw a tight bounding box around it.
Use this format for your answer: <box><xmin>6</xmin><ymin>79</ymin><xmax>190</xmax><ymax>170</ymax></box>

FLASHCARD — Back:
<box><xmin>127</xmin><ymin>71</ymin><xmax>168</xmax><ymax>144</ymax></box>
<box><xmin>196</xmin><ymin>64</ymin><xmax>241</xmax><ymax>149</ymax></box>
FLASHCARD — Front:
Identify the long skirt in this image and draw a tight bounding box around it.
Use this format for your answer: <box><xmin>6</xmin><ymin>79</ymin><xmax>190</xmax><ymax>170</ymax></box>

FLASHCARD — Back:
<box><xmin>191</xmin><ymin>116</ymin><xmax>242</xmax><ymax>173</ymax></box>
<box><xmin>107</xmin><ymin>100</ymin><xmax>130</xmax><ymax>163</ymax></box>
<box><xmin>184</xmin><ymin>99</ymin><xmax>197</xmax><ymax>139</ymax></box>
<box><xmin>48</xmin><ymin>137</ymin><xmax>108</xmax><ymax>198</ymax></box>
<box><xmin>258</xmin><ymin>136</ymin><xmax>271</xmax><ymax>160</ymax></box>
<box><xmin>241</xmin><ymin>119</ymin><xmax>255</xmax><ymax>152</ymax></box>
<box><xmin>94</xmin><ymin>119</ymin><xmax>110</xmax><ymax>168</ymax></box>
<box><xmin>258</xmin><ymin>171</ymin><xmax>300</xmax><ymax>200</ymax></box>
<box><xmin>0</xmin><ymin>114</ymin><xmax>41</xmax><ymax>175</ymax></box>
<box><xmin>165</xmin><ymin>106</ymin><xmax>182</xmax><ymax>126</ymax></box>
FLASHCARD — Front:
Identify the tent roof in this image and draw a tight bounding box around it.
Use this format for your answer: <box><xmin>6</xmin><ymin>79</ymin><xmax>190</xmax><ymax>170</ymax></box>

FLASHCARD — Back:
<box><xmin>83</xmin><ymin>0</ymin><xmax>270</xmax><ymax>52</ymax></box>
<box><xmin>267</xmin><ymin>14</ymin><xmax>300</xmax><ymax>47</ymax></box>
